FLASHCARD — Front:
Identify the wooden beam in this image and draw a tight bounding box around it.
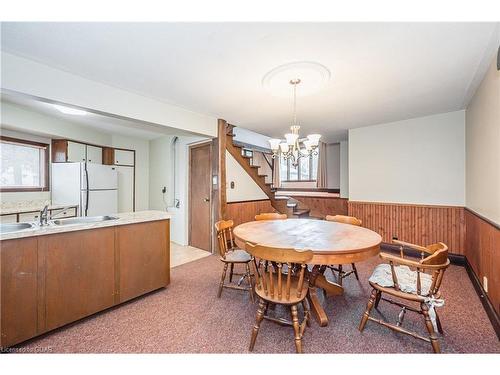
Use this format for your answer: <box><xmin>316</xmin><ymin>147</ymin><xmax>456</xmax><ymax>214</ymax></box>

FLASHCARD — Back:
<box><xmin>216</xmin><ymin>119</ymin><xmax>228</xmax><ymax>221</ymax></box>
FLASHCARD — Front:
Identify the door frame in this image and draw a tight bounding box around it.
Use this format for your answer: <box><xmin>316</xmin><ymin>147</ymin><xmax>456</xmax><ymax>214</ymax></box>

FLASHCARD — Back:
<box><xmin>188</xmin><ymin>140</ymin><xmax>214</xmax><ymax>253</ymax></box>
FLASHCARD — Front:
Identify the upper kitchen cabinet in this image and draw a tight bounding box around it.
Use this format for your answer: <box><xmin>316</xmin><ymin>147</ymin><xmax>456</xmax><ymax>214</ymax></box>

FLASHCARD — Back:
<box><xmin>86</xmin><ymin>145</ymin><xmax>103</xmax><ymax>164</ymax></box>
<box><xmin>67</xmin><ymin>141</ymin><xmax>87</xmax><ymax>162</ymax></box>
<box><xmin>51</xmin><ymin>140</ymin><xmax>103</xmax><ymax>164</ymax></box>
<box><xmin>114</xmin><ymin>149</ymin><xmax>135</xmax><ymax>166</ymax></box>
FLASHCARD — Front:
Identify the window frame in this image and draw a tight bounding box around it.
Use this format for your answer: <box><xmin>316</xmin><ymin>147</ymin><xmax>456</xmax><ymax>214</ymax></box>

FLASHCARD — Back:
<box><xmin>0</xmin><ymin>135</ymin><xmax>50</xmax><ymax>192</ymax></box>
<box><xmin>281</xmin><ymin>154</ymin><xmax>317</xmax><ymax>182</ymax></box>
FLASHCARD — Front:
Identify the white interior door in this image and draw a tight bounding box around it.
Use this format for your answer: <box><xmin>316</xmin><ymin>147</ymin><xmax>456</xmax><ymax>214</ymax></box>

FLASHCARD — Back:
<box><xmin>116</xmin><ymin>166</ymin><xmax>134</xmax><ymax>212</ymax></box>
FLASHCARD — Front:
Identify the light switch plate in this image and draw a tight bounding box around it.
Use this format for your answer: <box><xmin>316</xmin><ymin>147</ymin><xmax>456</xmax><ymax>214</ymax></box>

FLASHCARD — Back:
<box><xmin>483</xmin><ymin>276</ymin><xmax>488</xmax><ymax>293</ymax></box>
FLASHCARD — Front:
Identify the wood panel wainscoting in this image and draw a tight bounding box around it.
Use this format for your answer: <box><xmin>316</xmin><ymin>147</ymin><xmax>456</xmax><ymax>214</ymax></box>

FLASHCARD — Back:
<box><xmin>292</xmin><ymin>196</ymin><xmax>348</xmax><ymax>219</ymax></box>
<box><xmin>226</xmin><ymin>199</ymin><xmax>277</xmax><ymax>227</ymax></box>
<box><xmin>465</xmin><ymin>208</ymin><xmax>500</xmax><ymax>316</ymax></box>
<box><xmin>348</xmin><ymin>201</ymin><xmax>465</xmax><ymax>255</ymax></box>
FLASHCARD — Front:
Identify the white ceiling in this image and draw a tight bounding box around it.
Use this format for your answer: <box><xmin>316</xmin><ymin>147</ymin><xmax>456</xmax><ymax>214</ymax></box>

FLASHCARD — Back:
<box><xmin>1</xmin><ymin>22</ymin><xmax>498</xmax><ymax>142</ymax></box>
<box><xmin>1</xmin><ymin>92</ymin><xmax>195</xmax><ymax>140</ymax></box>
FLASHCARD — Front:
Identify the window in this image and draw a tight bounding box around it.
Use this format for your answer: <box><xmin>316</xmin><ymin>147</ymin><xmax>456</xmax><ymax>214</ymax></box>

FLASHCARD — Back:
<box><xmin>280</xmin><ymin>152</ymin><xmax>319</xmax><ymax>182</ymax></box>
<box><xmin>0</xmin><ymin>136</ymin><xmax>49</xmax><ymax>192</ymax></box>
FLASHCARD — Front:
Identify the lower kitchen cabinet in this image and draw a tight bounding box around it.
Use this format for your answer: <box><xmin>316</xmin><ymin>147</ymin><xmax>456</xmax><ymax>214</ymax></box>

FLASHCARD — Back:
<box><xmin>117</xmin><ymin>220</ymin><xmax>170</xmax><ymax>302</ymax></box>
<box><xmin>0</xmin><ymin>219</ymin><xmax>170</xmax><ymax>348</ymax></box>
<box><xmin>38</xmin><ymin>228</ymin><xmax>116</xmax><ymax>332</ymax></box>
<box><xmin>0</xmin><ymin>238</ymin><xmax>38</xmax><ymax>347</ymax></box>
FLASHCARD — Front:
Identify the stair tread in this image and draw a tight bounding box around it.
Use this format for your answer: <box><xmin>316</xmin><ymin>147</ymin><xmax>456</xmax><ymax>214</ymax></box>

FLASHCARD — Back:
<box><xmin>275</xmin><ymin>196</ymin><xmax>290</xmax><ymax>200</ymax></box>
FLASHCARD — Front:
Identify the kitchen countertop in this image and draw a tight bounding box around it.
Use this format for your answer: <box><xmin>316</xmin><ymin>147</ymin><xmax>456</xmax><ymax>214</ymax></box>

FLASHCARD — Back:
<box><xmin>0</xmin><ymin>210</ymin><xmax>172</xmax><ymax>241</ymax></box>
<box><xmin>0</xmin><ymin>203</ymin><xmax>78</xmax><ymax>216</ymax></box>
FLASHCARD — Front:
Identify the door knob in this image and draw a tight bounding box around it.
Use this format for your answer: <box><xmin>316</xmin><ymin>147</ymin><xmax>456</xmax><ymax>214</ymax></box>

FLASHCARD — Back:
<box><xmin>204</xmin><ymin>197</ymin><xmax>210</xmax><ymax>202</ymax></box>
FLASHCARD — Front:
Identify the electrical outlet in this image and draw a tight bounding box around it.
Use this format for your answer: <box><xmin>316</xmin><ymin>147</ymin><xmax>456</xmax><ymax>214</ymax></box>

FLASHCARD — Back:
<box><xmin>483</xmin><ymin>276</ymin><xmax>488</xmax><ymax>293</ymax></box>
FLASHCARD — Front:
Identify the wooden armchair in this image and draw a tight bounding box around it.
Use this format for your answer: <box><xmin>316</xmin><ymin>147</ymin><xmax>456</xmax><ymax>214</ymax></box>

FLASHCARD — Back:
<box><xmin>358</xmin><ymin>240</ymin><xmax>450</xmax><ymax>353</ymax></box>
<box><xmin>255</xmin><ymin>213</ymin><xmax>287</xmax><ymax>221</ymax></box>
<box><xmin>215</xmin><ymin>220</ymin><xmax>254</xmax><ymax>302</ymax></box>
<box><xmin>246</xmin><ymin>243</ymin><xmax>313</xmax><ymax>353</ymax></box>
<box><xmin>325</xmin><ymin>215</ymin><xmax>362</xmax><ymax>285</ymax></box>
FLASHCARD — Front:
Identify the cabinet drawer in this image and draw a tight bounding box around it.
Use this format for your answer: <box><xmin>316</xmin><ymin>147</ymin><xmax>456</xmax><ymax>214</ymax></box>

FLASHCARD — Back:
<box><xmin>19</xmin><ymin>212</ymin><xmax>39</xmax><ymax>223</ymax></box>
<box><xmin>114</xmin><ymin>149</ymin><xmax>134</xmax><ymax>166</ymax></box>
<box><xmin>50</xmin><ymin>207</ymin><xmax>77</xmax><ymax>219</ymax></box>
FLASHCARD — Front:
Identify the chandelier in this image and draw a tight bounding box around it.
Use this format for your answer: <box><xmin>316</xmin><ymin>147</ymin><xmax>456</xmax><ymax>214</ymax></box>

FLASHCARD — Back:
<box><xmin>268</xmin><ymin>79</ymin><xmax>321</xmax><ymax>167</ymax></box>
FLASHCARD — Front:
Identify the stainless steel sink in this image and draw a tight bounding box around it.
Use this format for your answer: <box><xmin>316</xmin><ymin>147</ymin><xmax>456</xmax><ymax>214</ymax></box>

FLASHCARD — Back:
<box><xmin>51</xmin><ymin>215</ymin><xmax>119</xmax><ymax>226</ymax></box>
<box><xmin>0</xmin><ymin>222</ymin><xmax>34</xmax><ymax>234</ymax></box>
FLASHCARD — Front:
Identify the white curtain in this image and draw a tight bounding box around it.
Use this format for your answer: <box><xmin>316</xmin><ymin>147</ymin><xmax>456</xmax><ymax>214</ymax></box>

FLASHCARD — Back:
<box><xmin>272</xmin><ymin>156</ymin><xmax>281</xmax><ymax>188</ymax></box>
<box><xmin>316</xmin><ymin>141</ymin><xmax>327</xmax><ymax>188</ymax></box>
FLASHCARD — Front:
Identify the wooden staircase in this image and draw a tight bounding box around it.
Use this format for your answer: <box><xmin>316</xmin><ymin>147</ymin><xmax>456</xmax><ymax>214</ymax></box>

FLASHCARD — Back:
<box><xmin>225</xmin><ymin>127</ymin><xmax>310</xmax><ymax>218</ymax></box>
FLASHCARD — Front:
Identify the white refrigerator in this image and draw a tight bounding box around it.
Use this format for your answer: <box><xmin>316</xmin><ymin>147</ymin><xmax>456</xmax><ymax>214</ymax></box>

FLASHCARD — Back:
<box><xmin>52</xmin><ymin>162</ymin><xmax>118</xmax><ymax>216</ymax></box>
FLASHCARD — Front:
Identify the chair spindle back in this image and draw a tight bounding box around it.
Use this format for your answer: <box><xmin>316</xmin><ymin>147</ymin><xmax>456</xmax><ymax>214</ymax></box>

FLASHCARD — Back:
<box><xmin>215</xmin><ymin>220</ymin><xmax>236</xmax><ymax>258</ymax></box>
<box><xmin>245</xmin><ymin>243</ymin><xmax>313</xmax><ymax>302</ymax></box>
<box><xmin>389</xmin><ymin>242</ymin><xmax>449</xmax><ymax>296</ymax></box>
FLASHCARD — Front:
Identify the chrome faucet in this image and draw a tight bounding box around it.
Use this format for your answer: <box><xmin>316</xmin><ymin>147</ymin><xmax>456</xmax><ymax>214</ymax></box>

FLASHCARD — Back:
<box><xmin>39</xmin><ymin>205</ymin><xmax>49</xmax><ymax>226</ymax></box>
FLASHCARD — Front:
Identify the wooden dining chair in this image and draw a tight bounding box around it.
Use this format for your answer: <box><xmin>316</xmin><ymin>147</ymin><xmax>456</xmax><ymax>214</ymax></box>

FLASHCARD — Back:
<box><xmin>215</xmin><ymin>220</ymin><xmax>254</xmax><ymax>302</ymax></box>
<box><xmin>245</xmin><ymin>243</ymin><xmax>313</xmax><ymax>353</ymax></box>
<box><xmin>254</xmin><ymin>212</ymin><xmax>287</xmax><ymax>221</ymax></box>
<box><xmin>358</xmin><ymin>240</ymin><xmax>450</xmax><ymax>353</ymax></box>
<box><xmin>325</xmin><ymin>215</ymin><xmax>362</xmax><ymax>285</ymax></box>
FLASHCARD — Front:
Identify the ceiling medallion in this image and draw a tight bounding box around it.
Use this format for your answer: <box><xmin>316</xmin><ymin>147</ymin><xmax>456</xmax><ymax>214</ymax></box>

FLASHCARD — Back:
<box><xmin>262</xmin><ymin>61</ymin><xmax>331</xmax><ymax>98</ymax></box>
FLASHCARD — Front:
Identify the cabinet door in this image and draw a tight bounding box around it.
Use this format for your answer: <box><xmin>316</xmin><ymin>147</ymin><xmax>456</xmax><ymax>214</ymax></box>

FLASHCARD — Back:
<box><xmin>114</xmin><ymin>149</ymin><xmax>134</xmax><ymax>166</ymax></box>
<box><xmin>38</xmin><ymin>228</ymin><xmax>116</xmax><ymax>332</ymax></box>
<box><xmin>86</xmin><ymin>145</ymin><xmax>103</xmax><ymax>164</ymax></box>
<box><xmin>117</xmin><ymin>221</ymin><xmax>169</xmax><ymax>302</ymax></box>
<box><xmin>116</xmin><ymin>166</ymin><xmax>134</xmax><ymax>213</ymax></box>
<box><xmin>1</xmin><ymin>238</ymin><xmax>38</xmax><ymax>347</ymax></box>
<box><xmin>67</xmin><ymin>141</ymin><xmax>87</xmax><ymax>162</ymax></box>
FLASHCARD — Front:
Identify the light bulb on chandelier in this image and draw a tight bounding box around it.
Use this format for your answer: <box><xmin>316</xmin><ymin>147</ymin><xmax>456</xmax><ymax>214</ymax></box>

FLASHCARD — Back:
<box><xmin>268</xmin><ymin>79</ymin><xmax>321</xmax><ymax>166</ymax></box>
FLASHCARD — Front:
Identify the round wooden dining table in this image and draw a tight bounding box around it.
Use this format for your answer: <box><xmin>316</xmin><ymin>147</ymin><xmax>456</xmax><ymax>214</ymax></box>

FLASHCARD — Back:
<box><xmin>233</xmin><ymin>218</ymin><xmax>382</xmax><ymax>327</ymax></box>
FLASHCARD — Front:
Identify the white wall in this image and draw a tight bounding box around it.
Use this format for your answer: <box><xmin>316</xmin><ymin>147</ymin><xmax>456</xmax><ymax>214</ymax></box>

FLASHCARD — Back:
<box><xmin>349</xmin><ymin>110</ymin><xmax>466</xmax><ymax>206</ymax></box>
<box><xmin>226</xmin><ymin>151</ymin><xmax>268</xmax><ymax>202</ymax></box>
<box><xmin>326</xmin><ymin>143</ymin><xmax>340</xmax><ymax>189</ymax></box>
<box><xmin>233</xmin><ymin>127</ymin><xmax>271</xmax><ymax>150</ymax></box>
<box><xmin>149</xmin><ymin>136</ymin><xmax>175</xmax><ymax>211</ymax></box>
<box><xmin>340</xmin><ymin>140</ymin><xmax>349</xmax><ymax>198</ymax></box>
<box><xmin>1</xmin><ymin>101</ymin><xmax>150</xmax><ymax>211</ymax></box>
<box><xmin>2</xmin><ymin>52</ymin><xmax>217</xmax><ymax>137</ymax></box>
<box><xmin>465</xmin><ymin>56</ymin><xmax>500</xmax><ymax>224</ymax></box>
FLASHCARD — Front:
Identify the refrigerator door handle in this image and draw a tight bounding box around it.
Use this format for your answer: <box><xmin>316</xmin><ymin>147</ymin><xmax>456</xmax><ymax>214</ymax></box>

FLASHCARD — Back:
<box><xmin>84</xmin><ymin>166</ymin><xmax>90</xmax><ymax>216</ymax></box>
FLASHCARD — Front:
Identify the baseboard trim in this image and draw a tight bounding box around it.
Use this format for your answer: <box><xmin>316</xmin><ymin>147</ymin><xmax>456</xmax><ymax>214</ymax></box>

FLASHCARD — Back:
<box><xmin>463</xmin><ymin>257</ymin><xmax>500</xmax><ymax>340</ymax></box>
<box><xmin>380</xmin><ymin>242</ymin><xmax>500</xmax><ymax>340</ymax></box>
